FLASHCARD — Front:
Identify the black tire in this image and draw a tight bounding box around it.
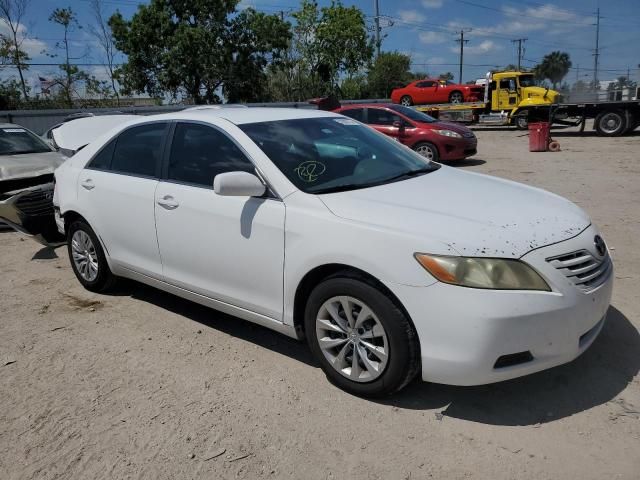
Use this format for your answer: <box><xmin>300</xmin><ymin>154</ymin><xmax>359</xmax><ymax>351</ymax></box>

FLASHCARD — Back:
<box><xmin>400</xmin><ymin>95</ymin><xmax>413</xmax><ymax>106</ymax></box>
<box><xmin>304</xmin><ymin>275</ymin><xmax>420</xmax><ymax>397</ymax></box>
<box><xmin>595</xmin><ymin>110</ymin><xmax>627</xmax><ymax>136</ymax></box>
<box><xmin>67</xmin><ymin>219</ymin><xmax>117</xmax><ymax>293</ymax></box>
<box><xmin>413</xmin><ymin>142</ymin><xmax>439</xmax><ymax>162</ymax></box>
<box><xmin>448</xmin><ymin>91</ymin><xmax>464</xmax><ymax>104</ymax></box>
<box><xmin>514</xmin><ymin>114</ymin><xmax>528</xmax><ymax>130</ymax></box>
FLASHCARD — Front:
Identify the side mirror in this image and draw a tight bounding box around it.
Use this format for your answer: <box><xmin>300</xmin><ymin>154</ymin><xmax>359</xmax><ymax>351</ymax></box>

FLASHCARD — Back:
<box><xmin>393</xmin><ymin>120</ymin><xmax>406</xmax><ymax>133</ymax></box>
<box><xmin>214</xmin><ymin>171</ymin><xmax>266</xmax><ymax>197</ymax></box>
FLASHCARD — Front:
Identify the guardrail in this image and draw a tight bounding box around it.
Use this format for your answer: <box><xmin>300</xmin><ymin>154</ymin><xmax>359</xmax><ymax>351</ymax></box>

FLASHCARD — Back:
<box><xmin>0</xmin><ymin>99</ymin><xmax>391</xmax><ymax>135</ymax></box>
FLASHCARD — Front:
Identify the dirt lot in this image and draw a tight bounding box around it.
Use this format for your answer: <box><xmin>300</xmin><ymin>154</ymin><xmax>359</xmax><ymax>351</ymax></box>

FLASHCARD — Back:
<box><xmin>1</xmin><ymin>123</ymin><xmax>639</xmax><ymax>480</ymax></box>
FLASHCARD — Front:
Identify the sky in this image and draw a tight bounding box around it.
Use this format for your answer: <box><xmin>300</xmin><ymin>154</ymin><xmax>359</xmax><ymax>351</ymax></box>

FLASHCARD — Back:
<box><xmin>2</xmin><ymin>0</ymin><xmax>639</xmax><ymax>93</ymax></box>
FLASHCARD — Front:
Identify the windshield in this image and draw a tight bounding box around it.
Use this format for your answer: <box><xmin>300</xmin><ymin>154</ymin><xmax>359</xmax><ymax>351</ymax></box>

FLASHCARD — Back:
<box><xmin>388</xmin><ymin>105</ymin><xmax>437</xmax><ymax>123</ymax></box>
<box><xmin>240</xmin><ymin>117</ymin><xmax>439</xmax><ymax>194</ymax></box>
<box><xmin>518</xmin><ymin>74</ymin><xmax>536</xmax><ymax>87</ymax></box>
<box><xmin>0</xmin><ymin>127</ymin><xmax>51</xmax><ymax>155</ymax></box>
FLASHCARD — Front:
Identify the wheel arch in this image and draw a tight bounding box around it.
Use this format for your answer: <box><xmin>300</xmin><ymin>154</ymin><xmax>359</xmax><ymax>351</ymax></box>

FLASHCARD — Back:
<box><xmin>63</xmin><ymin>210</ymin><xmax>112</xmax><ymax>261</ymax></box>
<box><xmin>292</xmin><ymin>263</ymin><xmax>417</xmax><ymax>343</ymax></box>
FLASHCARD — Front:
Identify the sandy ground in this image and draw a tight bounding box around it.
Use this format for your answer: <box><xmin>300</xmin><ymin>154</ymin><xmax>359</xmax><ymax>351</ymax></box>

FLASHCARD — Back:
<box><xmin>1</xmin><ymin>122</ymin><xmax>639</xmax><ymax>480</ymax></box>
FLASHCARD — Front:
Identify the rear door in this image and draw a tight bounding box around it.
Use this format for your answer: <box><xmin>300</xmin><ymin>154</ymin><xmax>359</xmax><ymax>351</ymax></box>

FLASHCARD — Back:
<box><xmin>77</xmin><ymin>122</ymin><xmax>169</xmax><ymax>277</ymax></box>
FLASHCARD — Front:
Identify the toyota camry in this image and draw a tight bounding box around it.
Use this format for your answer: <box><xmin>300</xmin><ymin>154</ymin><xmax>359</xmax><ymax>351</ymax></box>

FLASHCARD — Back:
<box><xmin>52</xmin><ymin>108</ymin><xmax>613</xmax><ymax>396</ymax></box>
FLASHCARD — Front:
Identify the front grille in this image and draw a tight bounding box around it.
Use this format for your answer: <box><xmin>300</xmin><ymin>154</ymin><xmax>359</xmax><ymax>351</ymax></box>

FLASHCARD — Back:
<box><xmin>14</xmin><ymin>188</ymin><xmax>54</xmax><ymax>216</ymax></box>
<box><xmin>546</xmin><ymin>249</ymin><xmax>612</xmax><ymax>292</ymax></box>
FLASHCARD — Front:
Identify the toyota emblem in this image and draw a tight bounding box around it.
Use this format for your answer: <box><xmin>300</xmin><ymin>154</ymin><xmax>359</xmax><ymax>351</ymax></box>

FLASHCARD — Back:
<box><xmin>594</xmin><ymin>235</ymin><xmax>606</xmax><ymax>257</ymax></box>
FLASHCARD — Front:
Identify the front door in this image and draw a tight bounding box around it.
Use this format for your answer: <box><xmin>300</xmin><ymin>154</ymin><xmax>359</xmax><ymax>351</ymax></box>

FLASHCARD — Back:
<box><xmin>154</xmin><ymin>121</ymin><xmax>286</xmax><ymax>320</ymax></box>
<box><xmin>366</xmin><ymin>108</ymin><xmax>406</xmax><ymax>143</ymax></box>
<box><xmin>497</xmin><ymin>77</ymin><xmax>518</xmax><ymax>108</ymax></box>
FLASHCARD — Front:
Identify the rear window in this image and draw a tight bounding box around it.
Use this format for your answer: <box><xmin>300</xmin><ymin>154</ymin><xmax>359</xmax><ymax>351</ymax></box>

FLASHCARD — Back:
<box><xmin>340</xmin><ymin>108</ymin><xmax>365</xmax><ymax>122</ymax></box>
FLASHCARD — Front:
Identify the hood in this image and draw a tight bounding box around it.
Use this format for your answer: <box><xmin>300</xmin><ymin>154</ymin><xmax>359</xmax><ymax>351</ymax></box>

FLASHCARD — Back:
<box><xmin>318</xmin><ymin>166</ymin><xmax>590</xmax><ymax>258</ymax></box>
<box><xmin>523</xmin><ymin>86</ymin><xmax>558</xmax><ymax>103</ymax></box>
<box><xmin>0</xmin><ymin>151</ymin><xmax>66</xmax><ymax>181</ymax></box>
<box><xmin>426</xmin><ymin>121</ymin><xmax>474</xmax><ymax>136</ymax></box>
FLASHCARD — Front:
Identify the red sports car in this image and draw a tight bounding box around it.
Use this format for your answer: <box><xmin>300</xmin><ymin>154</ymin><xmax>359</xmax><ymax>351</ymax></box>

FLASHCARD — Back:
<box><xmin>334</xmin><ymin>103</ymin><xmax>477</xmax><ymax>162</ymax></box>
<box><xmin>391</xmin><ymin>79</ymin><xmax>483</xmax><ymax>106</ymax></box>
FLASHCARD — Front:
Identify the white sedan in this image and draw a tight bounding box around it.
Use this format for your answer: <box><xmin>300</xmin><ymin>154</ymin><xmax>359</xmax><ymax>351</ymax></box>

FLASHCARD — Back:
<box><xmin>52</xmin><ymin>108</ymin><xmax>613</xmax><ymax>396</ymax></box>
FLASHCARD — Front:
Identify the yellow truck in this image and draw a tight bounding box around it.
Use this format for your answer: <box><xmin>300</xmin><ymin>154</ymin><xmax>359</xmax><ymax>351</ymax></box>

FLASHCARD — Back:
<box><xmin>414</xmin><ymin>71</ymin><xmax>559</xmax><ymax>129</ymax></box>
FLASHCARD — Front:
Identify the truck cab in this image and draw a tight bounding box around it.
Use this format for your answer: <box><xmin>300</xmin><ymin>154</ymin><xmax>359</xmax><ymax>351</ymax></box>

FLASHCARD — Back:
<box><xmin>485</xmin><ymin>71</ymin><xmax>559</xmax><ymax>127</ymax></box>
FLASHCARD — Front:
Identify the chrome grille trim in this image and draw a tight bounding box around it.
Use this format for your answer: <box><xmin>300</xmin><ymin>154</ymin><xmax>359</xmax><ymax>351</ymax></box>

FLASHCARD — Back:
<box><xmin>546</xmin><ymin>249</ymin><xmax>612</xmax><ymax>292</ymax></box>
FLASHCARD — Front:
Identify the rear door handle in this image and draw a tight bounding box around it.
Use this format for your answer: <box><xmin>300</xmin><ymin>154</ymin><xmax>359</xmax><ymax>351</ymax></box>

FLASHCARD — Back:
<box><xmin>157</xmin><ymin>195</ymin><xmax>179</xmax><ymax>210</ymax></box>
<box><xmin>80</xmin><ymin>179</ymin><xmax>95</xmax><ymax>190</ymax></box>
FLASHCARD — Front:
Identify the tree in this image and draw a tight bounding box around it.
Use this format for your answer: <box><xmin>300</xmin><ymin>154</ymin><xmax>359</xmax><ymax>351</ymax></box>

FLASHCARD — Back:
<box><xmin>88</xmin><ymin>0</ymin><xmax>119</xmax><ymax>102</ymax></box>
<box><xmin>438</xmin><ymin>72</ymin><xmax>454</xmax><ymax>81</ymax></box>
<box><xmin>109</xmin><ymin>0</ymin><xmax>290</xmax><ymax>103</ymax></box>
<box><xmin>366</xmin><ymin>51</ymin><xmax>412</xmax><ymax>98</ymax></box>
<box><xmin>0</xmin><ymin>0</ymin><xmax>32</xmax><ymax>99</ymax></box>
<box><xmin>49</xmin><ymin>7</ymin><xmax>87</xmax><ymax>107</ymax></box>
<box><xmin>533</xmin><ymin>51</ymin><xmax>572</xmax><ymax>89</ymax></box>
<box><xmin>267</xmin><ymin>0</ymin><xmax>373</xmax><ymax>101</ymax></box>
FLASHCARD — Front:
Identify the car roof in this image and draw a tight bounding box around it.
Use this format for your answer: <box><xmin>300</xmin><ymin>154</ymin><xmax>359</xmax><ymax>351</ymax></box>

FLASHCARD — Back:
<box><xmin>154</xmin><ymin>107</ymin><xmax>341</xmax><ymax>125</ymax></box>
<box><xmin>338</xmin><ymin>103</ymin><xmax>396</xmax><ymax>109</ymax></box>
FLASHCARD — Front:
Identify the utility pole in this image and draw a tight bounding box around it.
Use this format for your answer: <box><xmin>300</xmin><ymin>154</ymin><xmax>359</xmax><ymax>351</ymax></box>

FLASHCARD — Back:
<box><xmin>456</xmin><ymin>30</ymin><xmax>469</xmax><ymax>84</ymax></box>
<box><xmin>374</xmin><ymin>0</ymin><xmax>381</xmax><ymax>57</ymax></box>
<box><xmin>593</xmin><ymin>7</ymin><xmax>600</xmax><ymax>89</ymax></box>
<box><xmin>511</xmin><ymin>38</ymin><xmax>527</xmax><ymax>71</ymax></box>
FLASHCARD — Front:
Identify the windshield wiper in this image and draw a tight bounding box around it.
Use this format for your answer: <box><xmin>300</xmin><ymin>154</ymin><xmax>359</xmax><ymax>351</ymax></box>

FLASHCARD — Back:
<box><xmin>314</xmin><ymin>167</ymin><xmax>438</xmax><ymax>194</ymax></box>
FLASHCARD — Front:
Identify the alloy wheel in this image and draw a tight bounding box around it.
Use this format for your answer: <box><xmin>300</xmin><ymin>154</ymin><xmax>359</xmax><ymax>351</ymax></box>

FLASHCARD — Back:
<box><xmin>415</xmin><ymin>144</ymin><xmax>435</xmax><ymax>160</ymax></box>
<box><xmin>315</xmin><ymin>296</ymin><xmax>389</xmax><ymax>382</ymax></box>
<box><xmin>450</xmin><ymin>92</ymin><xmax>463</xmax><ymax>104</ymax></box>
<box><xmin>71</xmin><ymin>230</ymin><xmax>99</xmax><ymax>282</ymax></box>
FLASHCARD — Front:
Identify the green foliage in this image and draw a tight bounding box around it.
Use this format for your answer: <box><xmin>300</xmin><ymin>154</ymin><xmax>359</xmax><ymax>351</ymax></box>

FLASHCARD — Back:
<box><xmin>267</xmin><ymin>0</ymin><xmax>373</xmax><ymax>101</ymax></box>
<box><xmin>109</xmin><ymin>0</ymin><xmax>290</xmax><ymax>104</ymax></box>
<box><xmin>438</xmin><ymin>72</ymin><xmax>454</xmax><ymax>81</ymax></box>
<box><xmin>340</xmin><ymin>75</ymin><xmax>369</xmax><ymax>100</ymax></box>
<box><xmin>0</xmin><ymin>78</ymin><xmax>23</xmax><ymax>109</ymax></box>
<box><xmin>366</xmin><ymin>51</ymin><xmax>412</xmax><ymax>98</ymax></box>
<box><xmin>533</xmin><ymin>51</ymin><xmax>572</xmax><ymax>89</ymax></box>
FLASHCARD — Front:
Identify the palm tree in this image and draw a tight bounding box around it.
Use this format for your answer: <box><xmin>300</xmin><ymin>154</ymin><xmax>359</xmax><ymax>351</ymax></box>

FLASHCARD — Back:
<box><xmin>534</xmin><ymin>51</ymin><xmax>572</xmax><ymax>89</ymax></box>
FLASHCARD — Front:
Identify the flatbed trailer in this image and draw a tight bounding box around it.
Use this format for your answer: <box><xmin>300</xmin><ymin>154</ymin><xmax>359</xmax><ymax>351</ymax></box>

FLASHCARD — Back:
<box><xmin>415</xmin><ymin>100</ymin><xmax>640</xmax><ymax>136</ymax></box>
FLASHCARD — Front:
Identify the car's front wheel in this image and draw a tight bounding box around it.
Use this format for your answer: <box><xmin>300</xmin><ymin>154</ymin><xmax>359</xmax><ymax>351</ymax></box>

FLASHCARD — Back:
<box><xmin>304</xmin><ymin>275</ymin><xmax>420</xmax><ymax>397</ymax></box>
<box><xmin>67</xmin><ymin>219</ymin><xmax>117</xmax><ymax>292</ymax></box>
<box><xmin>413</xmin><ymin>142</ymin><xmax>439</xmax><ymax>162</ymax></box>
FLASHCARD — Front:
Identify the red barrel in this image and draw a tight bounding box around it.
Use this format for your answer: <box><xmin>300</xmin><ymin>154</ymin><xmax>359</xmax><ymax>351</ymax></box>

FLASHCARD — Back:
<box><xmin>528</xmin><ymin>122</ymin><xmax>550</xmax><ymax>152</ymax></box>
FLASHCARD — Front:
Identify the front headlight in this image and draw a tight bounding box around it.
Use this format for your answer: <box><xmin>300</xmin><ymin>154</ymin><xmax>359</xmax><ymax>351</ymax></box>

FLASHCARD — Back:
<box><xmin>414</xmin><ymin>253</ymin><xmax>550</xmax><ymax>291</ymax></box>
<box><xmin>433</xmin><ymin>129</ymin><xmax>462</xmax><ymax>138</ymax></box>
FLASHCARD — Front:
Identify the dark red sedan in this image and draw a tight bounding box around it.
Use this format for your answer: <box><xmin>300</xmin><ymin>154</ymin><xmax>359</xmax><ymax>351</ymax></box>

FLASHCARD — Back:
<box><xmin>391</xmin><ymin>79</ymin><xmax>483</xmax><ymax>106</ymax></box>
<box><xmin>334</xmin><ymin>104</ymin><xmax>477</xmax><ymax>162</ymax></box>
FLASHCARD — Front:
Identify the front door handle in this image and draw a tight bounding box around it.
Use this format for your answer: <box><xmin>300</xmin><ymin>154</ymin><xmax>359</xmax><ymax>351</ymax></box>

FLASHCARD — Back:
<box><xmin>157</xmin><ymin>195</ymin><xmax>179</xmax><ymax>210</ymax></box>
<box><xmin>80</xmin><ymin>179</ymin><xmax>95</xmax><ymax>190</ymax></box>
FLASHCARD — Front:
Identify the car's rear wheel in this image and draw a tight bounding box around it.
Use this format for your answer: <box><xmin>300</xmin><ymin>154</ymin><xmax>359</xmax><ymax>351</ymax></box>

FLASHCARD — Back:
<box><xmin>67</xmin><ymin>219</ymin><xmax>117</xmax><ymax>292</ymax></box>
<box><xmin>304</xmin><ymin>275</ymin><xmax>420</xmax><ymax>397</ymax></box>
<box><xmin>413</xmin><ymin>142</ymin><xmax>439</xmax><ymax>162</ymax></box>
<box><xmin>400</xmin><ymin>95</ymin><xmax>413</xmax><ymax>106</ymax></box>
<box><xmin>449</xmin><ymin>91</ymin><xmax>464</xmax><ymax>104</ymax></box>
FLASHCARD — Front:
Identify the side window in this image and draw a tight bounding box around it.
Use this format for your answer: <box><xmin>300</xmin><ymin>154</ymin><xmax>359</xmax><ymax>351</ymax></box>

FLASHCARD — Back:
<box><xmin>499</xmin><ymin>78</ymin><xmax>516</xmax><ymax>90</ymax></box>
<box><xmin>416</xmin><ymin>81</ymin><xmax>435</xmax><ymax>88</ymax></box>
<box><xmin>341</xmin><ymin>108</ymin><xmax>365</xmax><ymax>122</ymax></box>
<box><xmin>367</xmin><ymin>109</ymin><xmax>402</xmax><ymax>126</ymax></box>
<box><xmin>111</xmin><ymin>123</ymin><xmax>167</xmax><ymax>177</ymax></box>
<box><xmin>168</xmin><ymin>123</ymin><xmax>255</xmax><ymax>187</ymax></box>
<box><xmin>87</xmin><ymin>138</ymin><xmax>116</xmax><ymax>170</ymax></box>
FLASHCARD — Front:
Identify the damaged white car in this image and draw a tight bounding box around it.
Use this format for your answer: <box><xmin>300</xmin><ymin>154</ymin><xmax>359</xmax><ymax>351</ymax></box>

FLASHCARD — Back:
<box><xmin>52</xmin><ymin>109</ymin><xmax>613</xmax><ymax>396</ymax></box>
<box><xmin>0</xmin><ymin>123</ymin><xmax>67</xmax><ymax>244</ymax></box>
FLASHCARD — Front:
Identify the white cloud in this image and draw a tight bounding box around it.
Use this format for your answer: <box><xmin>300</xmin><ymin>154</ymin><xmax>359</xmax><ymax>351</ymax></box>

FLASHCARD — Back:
<box><xmin>0</xmin><ymin>20</ymin><xmax>48</xmax><ymax>57</ymax></box>
<box><xmin>421</xmin><ymin>0</ymin><xmax>443</xmax><ymax>8</ymax></box>
<box><xmin>418</xmin><ymin>31</ymin><xmax>445</xmax><ymax>44</ymax></box>
<box><xmin>398</xmin><ymin>10</ymin><xmax>427</xmax><ymax>23</ymax></box>
<box><xmin>450</xmin><ymin>39</ymin><xmax>501</xmax><ymax>55</ymax></box>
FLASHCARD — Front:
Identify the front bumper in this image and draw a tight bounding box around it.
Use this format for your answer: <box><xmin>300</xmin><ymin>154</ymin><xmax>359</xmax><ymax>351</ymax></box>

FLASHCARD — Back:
<box><xmin>388</xmin><ymin>225</ymin><xmax>613</xmax><ymax>386</ymax></box>
<box><xmin>0</xmin><ymin>183</ymin><xmax>65</xmax><ymax>246</ymax></box>
<box><xmin>438</xmin><ymin>137</ymin><xmax>477</xmax><ymax>161</ymax></box>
